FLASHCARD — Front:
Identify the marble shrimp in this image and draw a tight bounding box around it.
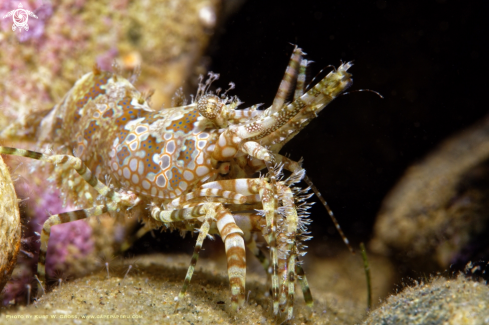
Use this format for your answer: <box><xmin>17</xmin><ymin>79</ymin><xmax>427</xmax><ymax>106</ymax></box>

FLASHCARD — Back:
<box><xmin>0</xmin><ymin>46</ymin><xmax>353</xmax><ymax>320</ymax></box>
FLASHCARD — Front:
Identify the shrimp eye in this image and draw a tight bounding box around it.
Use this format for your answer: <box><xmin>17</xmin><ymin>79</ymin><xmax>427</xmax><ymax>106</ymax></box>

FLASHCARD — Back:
<box><xmin>197</xmin><ymin>94</ymin><xmax>222</xmax><ymax>120</ymax></box>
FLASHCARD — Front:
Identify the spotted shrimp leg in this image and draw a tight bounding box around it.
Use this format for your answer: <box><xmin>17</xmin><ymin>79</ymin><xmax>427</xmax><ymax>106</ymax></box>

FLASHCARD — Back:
<box><xmin>201</xmin><ymin>178</ymin><xmax>282</xmax><ymax>314</ymax></box>
<box><xmin>235</xmin><ymin>210</ymin><xmax>313</xmax><ymax>317</ymax></box>
<box><xmin>295</xmin><ymin>262</ymin><xmax>313</xmax><ymax>311</ymax></box>
<box><xmin>0</xmin><ymin>147</ymin><xmax>140</xmax><ymax>206</ymax></box>
<box><xmin>120</xmin><ymin>189</ymin><xmax>249</xmax><ymax>253</ymax></box>
<box><xmin>276</xmin><ymin>182</ymin><xmax>299</xmax><ymax>320</ymax></box>
<box><xmin>233</xmin><ymin>180</ymin><xmax>306</xmax><ymax>320</ymax></box>
<box><xmin>234</xmin><ymin>206</ymin><xmax>311</xmax><ymax>319</ymax></box>
<box><xmin>37</xmin><ymin>204</ymin><xmax>114</xmax><ymax>294</ymax></box>
<box><xmin>168</xmin><ymin>188</ymin><xmax>248</xmax><ymax>207</ymax></box>
<box><xmin>174</xmin><ymin>218</ymin><xmax>210</xmax><ymax>312</ymax></box>
<box><xmin>150</xmin><ymin>202</ymin><xmax>246</xmax><ymax>311</ymax></box>
<box><xmin>0</xmin><ymin>146</ymin><xmax>141</xmax><ymax>294</ymax></box>
<box><xmin>257</xmin><ymin>62</ymin><xmax>353</xmax><ymax>150</ymax></box>
<box><xmin>234</xmin><ymin>213</ymin><xmax>270</xmax><ymax>274</ymax></box>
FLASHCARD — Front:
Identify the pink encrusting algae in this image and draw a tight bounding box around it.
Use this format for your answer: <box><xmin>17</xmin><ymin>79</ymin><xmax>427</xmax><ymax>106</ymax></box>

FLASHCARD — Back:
<box><xmin>0</xmin><ymin>0</ymin><xmax>221</xmax><ymax>140</ymax></box>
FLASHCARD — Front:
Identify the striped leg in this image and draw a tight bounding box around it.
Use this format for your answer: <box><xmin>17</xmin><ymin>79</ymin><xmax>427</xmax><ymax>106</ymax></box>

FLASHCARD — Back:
<box><xmin>150</xmin><ymin>204</ymin><xmax>207</xmax><ymax>223</ymax></box>
<box><xmin>293</xmin><ymin>58</ymin><xmax>309</xmax><ymax>101</ymax></box>
<box><xmin>244</xmin><ymin>62</ymin><xmax>353</xmax><ymax>147</ymax></box>
<box><xmin>216</xmin><ymin>207</ymin><xmax>246</xmax><ymax>311</ymax></box>
<box><xmin>277</xmin><ymin>183</ymin><xmax>299</xmax><ymax>320</ymax></box>
<box><xmin>230</xmin><ymin>179</ymin><xmax>312</xmax><ymax>318</ymax></box>
<box><xmin>169</xmin><ymin>188</ymin><xmax>247</xmax><ymax>208</ymax></box>
<box><xmin>0</xmin><ymin>146</ymin><xmax>138</xmax><ymax>206</ymax></box>
<box><xmin>295</xmin><ymin>262</ymin><xmax>313</xmax><ymax>312</ymax></box>
<box><xmin>245</xmin><ymin>206</ymin><xmax>313</xmax><ymax>316</ymax></box>
<box><xmin>270</xmin><ymin>46</ymin><xmax>303</xmax><ymax>114</ymax></box>
<box><xmin>150</xmin><ymin>202</ymin><xmax>247</xmax><ymax>311</ymax></box>
<box><xmin>149</xmin><ymin>203</ymin><xmax>210</xmax><ymax>310</ymax></box>
<box><xmin>259</xmin><ymin>176</ymin><xmax>280</xmax><ymax>315</ymax></box>
<box><xmin>37</xmin><ymin>203</ymin><xmax>114</xmax><ymax>296</ymax></box>
<box><xmin>234</xmin><ymin>213</ymin><xmax>270</xmax><ymax>274</ymax></box>
<box><xmin>200</xmin><ymin>178</ymin><xmax>280</xmax><ymax>313</ymax></box>
<box><xmin>174</xmin><ymin>219</ymin><xmax>210</xmax><ymax>312</ymax></box>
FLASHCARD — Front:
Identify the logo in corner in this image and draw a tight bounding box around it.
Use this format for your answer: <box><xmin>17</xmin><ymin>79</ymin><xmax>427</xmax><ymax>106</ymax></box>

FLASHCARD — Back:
<box><xmin>3</xmin><ymin>3</ymin><xmax>38</xmax><ymax>32</ymax></box>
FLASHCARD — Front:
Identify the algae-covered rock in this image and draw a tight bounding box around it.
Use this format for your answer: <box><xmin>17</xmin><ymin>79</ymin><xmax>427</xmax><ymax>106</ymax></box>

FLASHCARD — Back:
<box><xmin>371</xmin><ymin>116</ymin><xmax>489</xmax><ymax>269</ymax></box>
<box><xmin>0</xmin><ymin>156</ymin><xmax>21</xmax><ymax>294</ymax></box>
<box><xmin>0</xmin><ymin>254</ymin><xmax>366</xmax><ymax>325</ymax></box>
<box><xmin>363</xmin><ymin>274</ymin><xmax>489</xmax><ymax>325</ymax></box>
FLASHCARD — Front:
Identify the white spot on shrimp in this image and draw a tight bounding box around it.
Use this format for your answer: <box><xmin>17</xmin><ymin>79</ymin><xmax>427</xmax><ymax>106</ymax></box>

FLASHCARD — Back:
<box><xmin>156</xmin><ymin>175</ymin><xmax>166</xmax><ymax>187</ymax></box>
<box><xmin>166</xmin><ymin>140</ymin><xmax>175</xmax><ymax>154</ymax></box>
<box><xmin>222</xmin><ymin>147</ymin><xmax>237</xmax><ymax>157</ymax></box>
<box><xmin>111</xmin><ymin>162</ymin><xmax>119</xmax><ymax>171</ymax></box>
<box><xmin>123</xmin><ymin>167</ymin><xmax>131</xmax><ymax>179</ymax></box>
<box><xmin>196</xmin><ymin>153</ymin><xmax>204</xmax><ymax>164</ymax></box>
<box><xmin>164</xmin><ymin>133</ymin><xmax>172</xmax><ymax>140</ymax></box>
<box><xmin>142</xmin><ymin>180</ymin><xmax>150</xmax><ymax>190</ymax></box>
<box><xmin>151</xmin><ymin>187</ymin><xmax>157</xmax><ymax>196</ymax></box>
<box><xmin>183</xmin><ymin>171</ymin><xmax>194</xmax><ymax>181</ymax></box>
<box><xmin>135</xmin><ymin>126</ymin><xmax>147</xmax><ymax>134</ymax></box>
<box><xmin>218</xmin><ymin>135</ymin><xmax>226</xmax><ymax>146</ymax></box>
<box><xmin>132</xmin><ymin>174</ymin><xmax>139</xmax><ymax>184</ymax></box>
<box><xmin>196</xmin><ymin>166</ymin><xmax>209</xmax><ymax>177</ymax></box>
<box><xmin>161</xmin><ymin>155</ymin><xmax>171</xmax><ymax>169</ymax></box>
<box><xmin>197</xmin><ymin>141</ymin><xmax>206</xmax><ymax>149</ymax></box>
<box><xmin>124</xmin><ymin>117</ymin><xmax>145</xmax><ymax>130</ymax></box>
<box><xmin>130</xmin><ymin>141</ymin><xmax>138</xmax><ymax>150</ymax></box>
<box><xmin>138</xmin><ymin>161</ymin><xmax>145</xmax><ymax>175</ymax></box>
<box><xmin>129</xmin><ymin>158</ymin><xmax>138</xmax><ymax>172</ymax></box>
<box><xmin>126</xmin><ymin>134</ymin><xmax>136</xmax><ymax>142</ymax></box>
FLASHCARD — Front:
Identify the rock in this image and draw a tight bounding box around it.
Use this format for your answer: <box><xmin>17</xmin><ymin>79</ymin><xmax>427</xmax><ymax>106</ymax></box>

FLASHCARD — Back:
<box><xmin>0</xmin><ymin>155</ymin><xmax>21</xmax><ymax>294</ymax></box>
<box><xmin>371</xmin><ymin>116</ymin><xmax>489</xmax><ymax>270</ymax></box>
<box><xmin>363</xmin><ymin>274</ymin><xmax>489</xmax><ymax>325</ymax></box>
<box><xmin>1</xmin><ymin>254</ymin><xmax>366</xmax><ymax>324</ymax></box>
